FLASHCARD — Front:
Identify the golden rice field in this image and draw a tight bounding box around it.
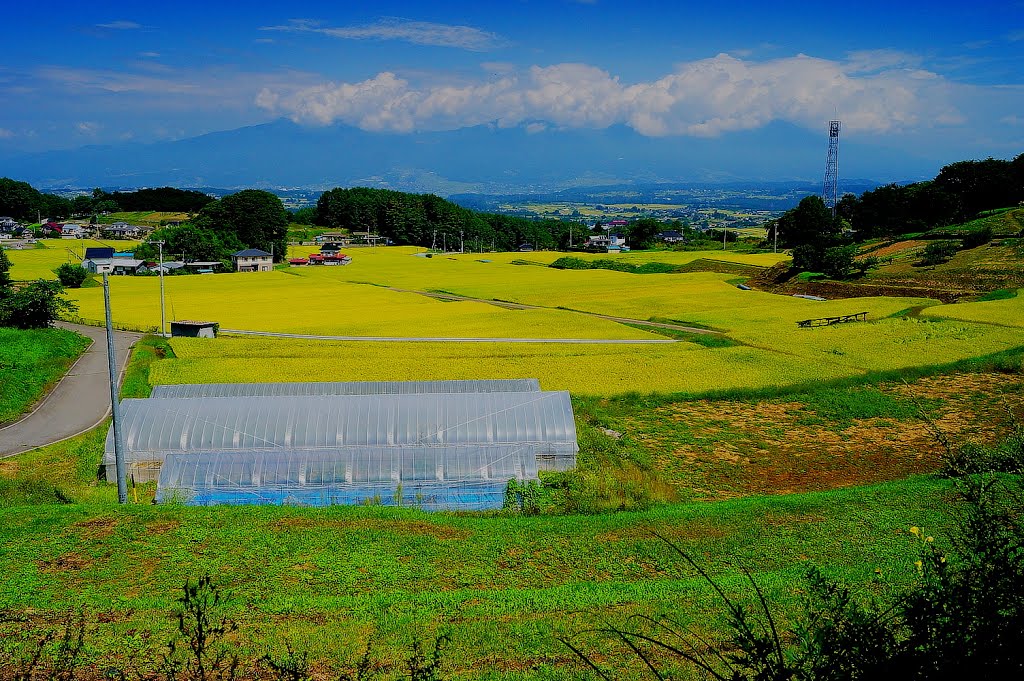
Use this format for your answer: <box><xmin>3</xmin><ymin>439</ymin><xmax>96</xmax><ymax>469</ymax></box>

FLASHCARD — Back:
<box><xmin>66</xmin><ymin>273</ymin><xmax>659</xmax><ymax>339</ymax></box>
<box><xmin>920</xmin><ymin>291</ymin><xmax>1024</xmax><ymax>328</ymax></box>
<box><xmin>54</xmin><ymin>246</ymin><xmax>1024</xmax><ymax>395</ymax></box>
<box><xmin>4</xmin><ymin>239</ymin><xmax>140</xmax><ymax>280</ymax></box>
<box><xmin>154</xmin><ymin>336</ymin><xmax>855</xmax><ymax>395</ymax></box>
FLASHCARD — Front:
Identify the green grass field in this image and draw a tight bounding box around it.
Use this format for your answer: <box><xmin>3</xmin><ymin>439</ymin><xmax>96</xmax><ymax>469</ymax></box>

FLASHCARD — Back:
<box><xmin>0</xmin><ymin>421</ymin><xmax>957</xmax><ymax>677</ymax></box>
<box><xmin>0</xmin><ymin>327</ymin><xmax>91</xmax><ymax>424</ymax></box>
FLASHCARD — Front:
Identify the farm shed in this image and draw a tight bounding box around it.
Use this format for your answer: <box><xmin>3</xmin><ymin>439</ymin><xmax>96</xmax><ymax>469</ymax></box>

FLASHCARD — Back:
<box><xmin>151</xmin><ymin>378</ymin><xmax>541</xmax><ymax>398</ymax></box>
<box><xmin>104</xmin><ymin>390</ymin><xmax>577</xmax><ymax>484</ymax></box>
<box><xmin>170</xmin><ymin>321</ymin><xmax>218</xmax><ymax>338</ymax></box>
<box><xmin>155</xmin><ymin>445</ymin><xmax>539</xmax><ymax>510</ymax></box>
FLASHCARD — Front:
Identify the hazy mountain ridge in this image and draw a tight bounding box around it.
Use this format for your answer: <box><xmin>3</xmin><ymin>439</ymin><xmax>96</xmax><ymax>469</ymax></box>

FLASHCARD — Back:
<box><xmin>0</xmin><ymin>118</ymin><xmax>937</xmax><ymax>195</ymax></box>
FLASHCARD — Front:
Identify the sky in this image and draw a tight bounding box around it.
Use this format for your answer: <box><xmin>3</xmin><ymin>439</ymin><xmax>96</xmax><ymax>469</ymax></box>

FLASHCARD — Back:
<box><xmin>1</xmin><ymin>0</ymin><xmax>1022</xmax><ymax>180</ymax></box>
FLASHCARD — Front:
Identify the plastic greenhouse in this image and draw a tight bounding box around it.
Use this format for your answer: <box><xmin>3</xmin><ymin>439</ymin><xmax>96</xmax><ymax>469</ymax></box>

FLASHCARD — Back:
<box><xmin>151</xmin><ymin>378</ymin><xmax>541</xmax><ymax>399</ymax></box>
<box><xmin>155</xmin><ymin>445</ymin><xmax>539</xmax><ymax>510</ymax></box>
<box><xmin>105</xmin><ymin>391</ymin><xmax>578</xmax><ymax>484</ymax></box>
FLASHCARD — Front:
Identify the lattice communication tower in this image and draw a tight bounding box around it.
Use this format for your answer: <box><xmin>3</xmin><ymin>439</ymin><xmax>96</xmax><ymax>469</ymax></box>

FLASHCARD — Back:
<box><xmin>822</xmin><ymin>120</ymin><xmax>840</xmax><ymax>215</ymax></box>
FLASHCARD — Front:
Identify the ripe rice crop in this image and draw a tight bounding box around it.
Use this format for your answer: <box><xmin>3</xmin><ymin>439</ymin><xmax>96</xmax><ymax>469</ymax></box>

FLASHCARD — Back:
<box><xmin>5</xmin><ymin>239</ymin><xmax>139</xmax><ymax>280</ymax></box>
<box><xmin>920</xmin><ymin>290</ymin><xmax>1024</xmax><ymax>328</ymax></box>
<box><xmin>65</xmin><ymin>273</ymin><xmax>659</xmax><ymax>339</ymax></box>
<box><xmin>155</xmin><ymin>336</ymin><xmax>855</xmax><ymax>395</ymax></box>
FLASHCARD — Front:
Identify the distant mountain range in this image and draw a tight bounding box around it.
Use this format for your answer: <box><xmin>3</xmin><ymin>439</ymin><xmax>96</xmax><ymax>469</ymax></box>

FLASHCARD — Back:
<box><xmin>0</xmin><ymin>118</ymin><xmax>942</xmax><ymax>196</ymax></box>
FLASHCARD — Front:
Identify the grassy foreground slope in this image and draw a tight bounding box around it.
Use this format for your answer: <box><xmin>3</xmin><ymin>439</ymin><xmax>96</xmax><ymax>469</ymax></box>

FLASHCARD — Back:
<box><xmin>0</xmin><ymin>327</ymin><xmax>90</xmax><ymax>424</ymax></box>
<box><xmin>0</xmin><ymin>434</ymin><xmax>954</xmax><ymax>677</ymax></box>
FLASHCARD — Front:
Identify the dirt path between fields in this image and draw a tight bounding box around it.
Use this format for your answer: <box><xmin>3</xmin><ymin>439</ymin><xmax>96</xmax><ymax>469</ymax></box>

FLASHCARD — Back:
<box><xmin>0</xmin><ymin>323</ymin><xmax>141</xmax><ymax>458</ymax></box>
<box><xmin>385</xmin><ymin>287</ymin><xmax>722</xmax><ymax>335</ymax></box>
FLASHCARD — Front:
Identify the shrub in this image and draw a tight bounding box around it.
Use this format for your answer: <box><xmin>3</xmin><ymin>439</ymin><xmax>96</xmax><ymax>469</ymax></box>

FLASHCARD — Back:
<box><xmin>0</xmin><ymin>280</ymin><xmax>78</xmax><ymax>329</ymax></box>
<box><xmin>791</xmin><ymin>244</ymin><xmax>822</xmax><ymax>272</ymax></box>
<box><xmin>920</xmin><ymin>240</ymin><xmax>959</xmax><ymax>266</ymax></box>
<box><xmin>821</xmin><ymin>244</ymin><xmax>859</xmax><ymax>279</ymax></box>
<box><xmin>962</xmin><ymin>225</ymin><xmax>994</xmax><ymax>249</ymax></box>
<box><xmin>55</xmin><ymin>263</ymin><xmax>89</xmax><ymax>288</ymax></box>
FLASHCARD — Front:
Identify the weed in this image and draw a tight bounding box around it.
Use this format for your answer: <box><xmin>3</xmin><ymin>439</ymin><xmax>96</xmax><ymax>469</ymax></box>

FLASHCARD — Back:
<box><xmin>161</xmin><ymin>575</ymin><xmax>240</xmax><ymax>681</ymax></box>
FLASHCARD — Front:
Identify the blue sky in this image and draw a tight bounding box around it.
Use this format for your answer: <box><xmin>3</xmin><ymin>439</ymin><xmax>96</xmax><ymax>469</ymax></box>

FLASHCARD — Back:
<box><xmin>1</xmin><ymin>0</ymin><xmax>1022</xmax><ymax>178</ymax></box>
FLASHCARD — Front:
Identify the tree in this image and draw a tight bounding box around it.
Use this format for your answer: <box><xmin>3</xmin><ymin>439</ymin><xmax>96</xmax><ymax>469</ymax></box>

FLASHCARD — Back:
<box><xmin>70</xmin><ymin>195</ymin><xmax>93</xmax><ymax>216</ymax></box>
<box><xmin>0</xmin><ymin>177</ymin><xmax>45</xmax><ymax>221</ymax></box>
<box><xmin>193</xmin><ymin>190</ymin><xmax>288</xmax><ymax>261</ymax></box>
<box><xmin>628</xmin><ymin>218</ymin><xmax>661</xmax><ymax>249</ymax></box>
<box><xmin>775</xmin><ymin>195</ymin><xmax>838</xmax><ymax>248</ymax></box>
<box><xmin>55</xmin><ymin>263</ymin><xmax>89</xmax><ymax>288</ymax></box>
<box><xmin>921</xmin><ymin>240</ymin><xmax>959</xmax><ymax>266</ymax></box>
<box><xmin>93</xmin><ymin>199</ymin><xmax>119</xmax><ymax>214</ymax></box>
<box><xmin>290</xmin><ymin>206</ymin><xmax>317</xmax><ymax>225</ymax></box>
<box><xmin>820</xmin><ymin>244</ymin><xmax>859</xmax><ymax>279</ymax></box>
<box><xmin>0</xmin><ymin>280</ymin><xmax>77</xmax><ymax>329</ymax></box>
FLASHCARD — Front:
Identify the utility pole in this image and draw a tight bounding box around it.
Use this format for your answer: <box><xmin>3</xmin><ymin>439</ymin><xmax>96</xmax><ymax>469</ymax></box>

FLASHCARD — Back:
<box><xmin>443</xmin><ymin>233</ymin><xmax>447</xmax><ymax>253</ymax></box>
<box><xmin>773</xmin><ymin>223</ymin><xmax>778</xmax><ymax>254</ymax></box>
<box><xmin>723</xmin><ymin>227</ymin><xmax>727</xmax><ymax>251</ymax></box>
<box><xmin>103</xmin><ymin>274</ymin><xmax>128</xmax><ymax>504</ymax></box>
<box><xmin>150</xmin><ymin>240</ymin><xmax>166</xmax><ymax>337</ymax></box>
<box><xmin>460</xmin><ymin>229</ymin><xmax>464</xmax><ymax>254</ymax></box>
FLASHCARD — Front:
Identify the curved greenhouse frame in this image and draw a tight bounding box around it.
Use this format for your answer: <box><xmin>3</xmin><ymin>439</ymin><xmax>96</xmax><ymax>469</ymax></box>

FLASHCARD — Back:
<box><xmin>151</xmin><ymin>379</ymin><xmax>541</xmax><ymax>399</ymax></box>
<box><xmin>105</xmin><ymin>391</ymin><xmax>577</xmax><ymax>482</ymax></box>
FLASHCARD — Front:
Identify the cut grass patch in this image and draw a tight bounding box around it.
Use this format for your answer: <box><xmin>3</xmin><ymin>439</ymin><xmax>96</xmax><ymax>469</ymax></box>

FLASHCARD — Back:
<box><xmin>0</xmin><ymin>327</ymin><xmax>91</xmax><ymax>424</ymax></box>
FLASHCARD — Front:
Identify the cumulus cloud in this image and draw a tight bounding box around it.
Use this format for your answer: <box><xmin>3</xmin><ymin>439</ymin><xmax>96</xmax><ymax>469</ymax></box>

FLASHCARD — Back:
<box><xmin>257</xmin><ymin>53</ymin><xmax>964</xmax><ymax>137</ymax></box>
<box><xmin>262</xmin><ymin>18</ymin><xmax>503</xmax><ymax>51</ymax></box>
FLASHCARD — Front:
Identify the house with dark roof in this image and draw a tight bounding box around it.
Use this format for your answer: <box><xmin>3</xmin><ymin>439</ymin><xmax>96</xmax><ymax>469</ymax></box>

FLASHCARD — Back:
<box><xmin>320</xmin><ymin>242</ymin><xmax>344</xmax><ymax>257</ymax></box>
<box><xmin>658</xmin><ymin>230</ymin><xmax>686</xmax><ymax>244</ymax></box>
<box><xmin>231</xmin><ymin>248</ymin><xmax>273</xmax><ymax>272</ymax></box>
<box><xmin>84</xmin><ymin>247</ymin><xmax>115</xmax><ymax>260</ymax></box>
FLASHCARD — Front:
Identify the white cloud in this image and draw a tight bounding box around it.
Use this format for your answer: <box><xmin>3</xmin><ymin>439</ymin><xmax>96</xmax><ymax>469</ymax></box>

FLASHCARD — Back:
<box><xmin>0</xmin><ymin>128</ymin><xmax>13</xmax><ymax>139</ymax></box>
<box><xmin>76</xmin><ymin>121</ymin><xmax>100</xmax><ymax>135</ymax></box>
<box><xmin>257</xmin><ymin>53</ymin><xmax>968</xmax><ymax>138</ymax></box>
<box><xmin>262</xmin><ymin>18</ymin><xmax>503</xmax><ymax>51</ymax></box>
<box><xmin>95</xmin><ymin>20</ymin><xmax>142</xmax><ymax>30</ymax></box>
<box><xmin>138</xmin><ymin>51</ymin><xmax>161</xmax><ymax>58</ymax></box>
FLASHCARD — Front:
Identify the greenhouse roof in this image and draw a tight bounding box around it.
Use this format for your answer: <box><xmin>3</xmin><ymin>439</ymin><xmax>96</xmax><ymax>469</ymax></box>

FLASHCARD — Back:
<box><xmin>105</xmin><ymin>392</ymin><xmax>577</xmax><ymax>466</ymax></box>
<box><xmin>155</xmin><ymin>445</ymin><xmax>539</xmax><ymax>510</ymax></box>
<box><xmin>150</xmin><ymin>378</ymin><xmax>541</xmax><ymax>399</ymax></box>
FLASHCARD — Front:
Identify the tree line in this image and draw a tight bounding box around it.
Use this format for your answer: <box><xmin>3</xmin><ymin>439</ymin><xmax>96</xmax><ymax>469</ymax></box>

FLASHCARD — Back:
<box><xmin>768</xmin><ymin>153</ymin><xmax>1024</xmax><ymax>276</ymax></box>
<box><xmin>316</xmin><ymin>186</ymin><xmax>585</xmax><ymax>251</ymax></box>
<box><xmin>0</xmin><ymin>179</ymin><xmax>215</xmax><ymax>222</ymax></box>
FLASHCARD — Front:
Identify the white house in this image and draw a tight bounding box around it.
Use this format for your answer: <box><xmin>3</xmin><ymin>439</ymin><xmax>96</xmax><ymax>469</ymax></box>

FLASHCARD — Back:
<box><xmin>231</xmin><ymin>248</ymin><xmax>273</xmax><ymax>272</ymax></box>
<box><xmin>60</xmin><ymin>224</ymin><xmax>87</xmax><ymax>239</ymax></box>
<box><xmin>83</xmin><ymin>257</ymin><xmax>147</xmax><ymax>275</ymax></box>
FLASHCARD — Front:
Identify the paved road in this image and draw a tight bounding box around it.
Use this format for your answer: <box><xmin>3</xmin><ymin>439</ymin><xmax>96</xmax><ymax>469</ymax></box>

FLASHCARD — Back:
<box><xmin>221</xmin><ymin>329</ymin><xmax>677</xmax><ymax>343</ymax></box>
<box><xmin>0</xmin><ymin>323</ymin><xmax>141</xmax><ymax>458</ymax></box>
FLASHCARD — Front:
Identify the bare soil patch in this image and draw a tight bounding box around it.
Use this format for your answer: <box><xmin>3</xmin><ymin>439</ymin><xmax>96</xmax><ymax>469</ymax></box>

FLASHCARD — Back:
<box><xmin>625</xmin><ymin>372</ymin><xmax>1024</xmax><ymax>501</ymax></box>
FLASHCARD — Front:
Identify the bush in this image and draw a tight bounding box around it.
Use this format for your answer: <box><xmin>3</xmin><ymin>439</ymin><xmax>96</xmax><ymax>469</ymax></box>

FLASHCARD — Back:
<box><xmin>821</xmin><ymin>244</ymin><xmax>859</xmax><ymax>279</ymax></box>
<box><xmin>963</xmin><ymin>225</ymin><xmax>994</xmax><ymax>249</ymax></box>
<box><xmin>55</xmin><ymin>263</ymin><xmax>89</xmax><ymax>288</ymax></box>
<box><xmin>0</xmin><ymin>280</ymin><xmax>78</xmax><ymax>329</ymax></box>
<box><xmin>791</xmin><ymin>244</ymin><xmax>822</xmax><ymax>272</ymax></box>
<box><xmin>920</xmin><ymin>240</ymin><xmax>959</xmax><ymax>266</ymax></box>
<box><xmin>565</xmin><ymin>473</ymin><xmax>1024</xmax><ymax>680</ymax></box>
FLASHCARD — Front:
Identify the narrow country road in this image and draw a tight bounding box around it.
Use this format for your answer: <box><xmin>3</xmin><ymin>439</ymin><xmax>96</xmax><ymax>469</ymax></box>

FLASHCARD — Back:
<box><xmin>220</xmin><ymin>329</ymin><xmax>677</xmax><ymax>343</ymax></box>
<box><xmin>0</xmin><ymin>323</ymin><xmax>141</xmax><ymax>458</ymax></box>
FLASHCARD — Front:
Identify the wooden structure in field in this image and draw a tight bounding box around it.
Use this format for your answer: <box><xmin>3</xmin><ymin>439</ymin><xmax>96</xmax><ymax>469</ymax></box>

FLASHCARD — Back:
<box><xmin>796</xmin><ymin>312</ymin><xmax>868</xmax><ymax>328</ymax></box>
